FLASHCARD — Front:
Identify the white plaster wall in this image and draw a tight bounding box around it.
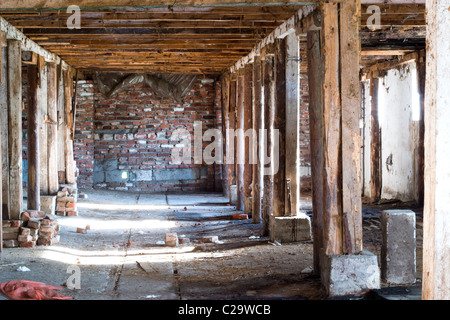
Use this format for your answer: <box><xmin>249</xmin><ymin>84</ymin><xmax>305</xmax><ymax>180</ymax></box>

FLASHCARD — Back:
<box><xmin>378</xmin><ymin>62</ymin><xmax>420</xmax><ymax>202</ymax></box>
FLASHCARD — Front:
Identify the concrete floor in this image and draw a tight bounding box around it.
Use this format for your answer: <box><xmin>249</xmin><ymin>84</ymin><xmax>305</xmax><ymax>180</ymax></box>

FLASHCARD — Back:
<box><xmin>0</xmin><ymin>190</ymin><xmax>422</xmax><ymax>300</ymax></box>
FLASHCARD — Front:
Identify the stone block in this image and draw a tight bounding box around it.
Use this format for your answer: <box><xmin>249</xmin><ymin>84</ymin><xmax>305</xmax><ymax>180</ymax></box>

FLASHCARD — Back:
<box><xmin>269</xmin><ymin>214</ymin><xmax>312</xmax><ymax>243</ymax></box>
<box><xmin>230</xmin><ymin>185</ymin><xmax>237</xmax><ymax>206</ymax></box>
<box><xmin>165</xmin><ymin>233</ymin><xmax>178</xmax><ymax>247</ymax></box>
<box><xmin>40</xmin><ymin>196</ymin><xmax>56</xmax><ymax>215</ymax></box>
<box><xmin>19</xmin><ymin>241</ymin><xmax>36</xmax><ymax>248</ymax></box>
<box><xmin>2</xmin><ymin>233</ymin><xmax>18</xmax><ymax>240</ymax></box>
<box><xmin>18</xmin><ymin>235</ymin><xmax>33</xmax><ymax>242</ymax></box>
<box><xmin>93</xmin><ymin>171</ymin><xmax>105</xmax><ymax>184</ymax></box>
<box><xmin>3</xmin><ymin>240</ymin><xmax>19</xmax><ymax>248</ymax></box>
<box><xmin>321</xmin><ymin>250</ymin><xmax>381</xmax><ymax>297</ymax></box>
<box><xmin>381</xmin><ymin>209</ymin><xmax>416</xmax><ymax>284</ymax></box>
<box><xmin>135</xmin><ymin>170</ymin><xmax>153</xmax><ymax>181</ymax></box>
<box><xmin>153</xmin><ymin>168</ymin><xmax>200</xmax><ymax>181</ymax></box>
<box><xmin>105</xmin><ymin>170</ymin><xmax>129</xmax><ymax>183</ymax></box>
<box><xmin>27</xmin><ymin>219</ymin><xmax>41</xmax><ymax>229</ymax></box>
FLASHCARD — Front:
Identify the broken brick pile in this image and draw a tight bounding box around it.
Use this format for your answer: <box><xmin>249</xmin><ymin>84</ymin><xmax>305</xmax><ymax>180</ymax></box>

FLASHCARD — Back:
<box><xmin>2</xmin><ymin>212</ymin><xmax>60</xmax><ymax>248</ymax></box>
<box><xmin>56</xmin><ymin>185</ymin><xmax>78</xmax><ymax>217</ymax></box>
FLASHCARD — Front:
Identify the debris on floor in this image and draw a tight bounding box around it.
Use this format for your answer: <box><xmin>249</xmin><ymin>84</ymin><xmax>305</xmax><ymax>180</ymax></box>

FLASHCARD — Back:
<box><xmin>2</xmin><ymin>215</ymin><xmax>61</xmax><ymax>248</ymax></box>
<box><xmin>16</xmin><ymin>266</ymin><xmax>31</xmax><ymax>272</ymax></box>
<box><xmin>165</xmin><ymin>233</ymin><xmax>178</xmax><ymax>246</ymax></box>
<box><xmin>56</xmin><ymin>184</ymin><xmax>78</xmax><ymax>217</ymax></box>
<box><xmin>232</xmin><ymin>213</ymin><xmax>249</xmax><ymax>220</ymax></box>
<box><xmin>0</xmin><ymin>280</ymin><xmax>72</xmax><ymax>300</ymax></box>
<box><xmin>76</xmin><ymin>227</ymin><xmax>87</xmax><ymax>234</ymax></box>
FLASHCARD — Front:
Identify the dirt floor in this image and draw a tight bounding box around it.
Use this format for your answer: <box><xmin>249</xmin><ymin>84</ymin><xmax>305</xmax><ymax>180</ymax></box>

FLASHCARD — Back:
<box><xmin>0</xmin><ymin>190</ymin><xmax>422</xmax><ymax>300</ymax></box>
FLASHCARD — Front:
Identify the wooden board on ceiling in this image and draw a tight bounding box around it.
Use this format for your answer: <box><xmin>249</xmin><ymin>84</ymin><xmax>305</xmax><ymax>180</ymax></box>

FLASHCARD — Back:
<box><xmin>0</xmin><ymin>3</ymin><xmax>426</xmax><ymax>74</ymax></box>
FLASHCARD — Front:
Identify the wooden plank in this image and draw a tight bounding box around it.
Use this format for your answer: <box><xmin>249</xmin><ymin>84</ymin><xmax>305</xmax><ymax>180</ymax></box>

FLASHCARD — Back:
<box><xmin>262</xmin><ymin>44</ymin><xmax>275</xmax><ymax>236</ymax></box>
<box><xmin>230</xmin><ymin>5</ymin><xmax>317</xmax><ymax>73</ymax></box>
<box><xmin>7</xmin><ymin>39</ymin><xmax>23</xmax><ymax>219</ymax></box>
<box><xmin>369</xmin><ymin>76</ymin><xmax>382</xmax><ymax>203</ymax></box>
<box><xmin>0</xmin><ymin>40</ymin><xmax>9</xmax><ymax>220</ymax></box>
<box><xmin>56</xmin><ymin>61</ymin><xmax>65</xmax><ymax>175</ymax></box>
<box><xmin>415</xmin><ymin>50</ymin><xmax>425</xmax><ymax>206</ymax></box>
<box><xmin>47</xmin><ymin>62</ymin><xmax>59</xmax><ymax>195</ymax></box>
<box><xmin>285</xmin><ymin>31</ymin><xmax>300</xmax><ymax>216</ymax></box>
<box><xmin>227</xmin><ymin>78</ymin><xmax>237</xmax><ymax>192</ymax></box>
<box><xmin>321</xmin><ymin>3</ymin><xmax>342</xmax><ymax>256</ymax></box>
<box><xmin>0</xmin><ymin>17</ymin><xmax>70</xmax><ymax>68</ymax></box>
<box><xmin>422</xmin><ymin>0</ymin><xmax>450</xmax><ymax>300</ymax></box>
<box><xmin>0</xmin><ymin>0</ymin><xmax>315</xmax><ymax>9</ymax></box>
<box><xmin>0</xmin><ymin>32</ymin><xmax>4</xmax><ymax>83</ymax></box>
<box><xmin>27</xmin><ymin>65</ymin><xmax>40</xmax><ymax>210</ymax></box>
<box><xmin>251</xmin><ymin>55</ymin><xmax>263</xmax><ymax>224</ymax></box>
<box><xmin>220</xmin><ymin>73</ymin><xmax>230</xmax><ymax>199</ymax></box>
<box><xmin>339</xmin><ymin>0</ymin><xmax>363</xmax><ymax>255</ymax></box>
<box><xmin>273</xmin><ymin>38</ymin><xmax>286</xmax><ymax>218</ymax></box>
<box><xmin>236</xmin><ymin>69</ymin><xmax>245</xmax><ymax>211</ymax></box>
<box><xmin>243</xmin><ymin>63</ymin><xmax>253</xmax><ymax>203</ymax></box>
<box><xmin>0</xmin><ymin>33</ymin><xmax>3</xmax><ymax>251</ymax></box>
<box><xmin>307</xmin><ymin>29</ymin><xmax>324</xmax><ymax>274</ymax></box>
<box><xmin>38</xmin><ymin>59</ymin><xmax>49</xmax><ymax>195</ymax></box>
<box><xmin>63</xmin><ymin>69</ymin><xmax>76</xmax><ymax>185</ymax></box>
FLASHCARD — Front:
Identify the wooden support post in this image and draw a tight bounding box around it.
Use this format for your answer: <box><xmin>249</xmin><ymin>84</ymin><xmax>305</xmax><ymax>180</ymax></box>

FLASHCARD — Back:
<box><xmin>273</xmin><ymin>38</ymin><xmax>287</xmax><ymax>218</ymax></box>
<box><xmin>7</xmin><ymin>39</ymin><xmax>23</xmax><ymax>219</ymax></box>
<box><xmin>0</xmin><ymin>32</ymin><xmax>4</xmax><ymax>252</ymax></box>
<box><xmin>416</xmin><ymin>50</ymin><xmax>425</xmax><ymax>207</ymax></box>
<box><xmin>285</xmin><ymin>32</ymin><xmax>301</xmax><ymax>217</ymax></box>
<box><xmin>236</xmin><ymin>69</ymin><xmax>245</xmax><ymax>211</ymax></box>
<box><xmin>252</xmin><ymin>56</ymin><xmax>263</xmax><ymax>224</ymax></box>
<box><xmin>27</xmin><ymin>65</ymin><xmax>40</xmax><ymax>210</ymax></box>
<box><xmin>243</xmin><ymin>63</ymin><xmax>253</xmax><ymax>213</ymax></box>
<box><xmin>38</xmin><ymin>58</ymin><xmax>49</xmax><ymax>195</ymax></box>
<box><xmin>262</xmin><ymin>44</ymin><xmax>276</xmax><ymax>236</ymax></box>
<box><xmin>339</xmin><ymin>0</ymin><xmax>363</xmax><ymax>255</ymax></box>
<box><xmin>369</xmin><ymin>76</ymin><xmax>381</xmax><ymax>203</ymax></box>
<box><xmin>64</xmin><ymin>69</ymin><xmax>76</xmax><ymax>185</ymax></box>
<box><xmin>321</xmin><ymin>3</ymin><xmax>343</xmax><ymax>256</ymax></box>
<box><xmin>47</xmin><ymin>63</ymin><xmax>59</xmax><ymax>195</ymax></box>
<box><xmin>307</xmin><ymin>29</ymin><xmax>324</xmax><ymax>274</ymax></box>
<box><xmin>228</xmin><ymin>77</ymin><xmax>237</xmax><ymax>199</ymax></box>
<box><xmin>221</xmin><ymin>74</ymin><xmax>230</xmax><ymax>199</ymax></box>
<box><xmin>422</xmin><ymin>0</ymin><xmax>450</xmax><ymax>300</ymax></box>
<box><xmin>317</xmin><ymin>0</ymin><xmax>363</xmax><ymax>257</ymax></box>
<box><xmin>56</xmin><ymin>62</ymin><xmax>65</xmax><ymax>184</ymax></box>
<box><xmin>0</xmin><ymin>35</ymin><xmax>9</xmax><ymax>220</ymax></box>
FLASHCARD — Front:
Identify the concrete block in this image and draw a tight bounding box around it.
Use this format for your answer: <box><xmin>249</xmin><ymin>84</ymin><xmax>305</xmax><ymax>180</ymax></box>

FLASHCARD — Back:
<box><xmin>94</xmin><ymin>159</ymin><xmax>118</xmax><ymax>172</ymax></box>
<box><xmin>153</xmin><ymin>168</ymin><xmax>200</xmax><ymax>181</ymax></box>
<box><xmin>93</xmin><ymin>171</ymin><xmax>105</xmax><ymax>184</ymax></box>
<box><xmin>230</xmin><ymin>185</ymin><xmax>237</xmax><ymax>205</ymax></box>
<box><xmin>105</xmin><ymin>170</ymin><xmax>127</xmax><ymax>183</ymax></box>
<box><xmin>381</xmin><ymin>209</ymin><xmax>416</xmax><ymax>284</ymax></box>
<box><xmin>321</xmin><ymin>250</ymin><xmax>380</xmax><ymax>297</ymax></box>
<box><xmin>40</xmin><ymin>196</ymin><xmax>56</xmax><ymax>215</ymax></box>
<box><xmin>135</xmin><ymin>170</ymin><xmax>153</xmax><ymax>181</ymax></box>
<box><xmin>269</xmin><ymin>214</ymin><xmax>312</xmax><ymax>243</ymax></box>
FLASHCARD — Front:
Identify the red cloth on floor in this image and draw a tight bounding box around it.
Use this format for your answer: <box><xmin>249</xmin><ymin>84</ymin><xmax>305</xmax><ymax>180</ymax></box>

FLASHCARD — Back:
<box><xmin>0</xmin><ymin>280</ymin><xmax>72</xmax><ymax>300</ymax></box>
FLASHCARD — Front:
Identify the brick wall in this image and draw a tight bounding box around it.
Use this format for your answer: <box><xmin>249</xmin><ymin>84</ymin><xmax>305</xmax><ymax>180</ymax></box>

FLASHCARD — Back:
<box><xmin>73</xmin><ymin>77</ymin><xmax>222</xmax><ymax>192</ymax></box>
